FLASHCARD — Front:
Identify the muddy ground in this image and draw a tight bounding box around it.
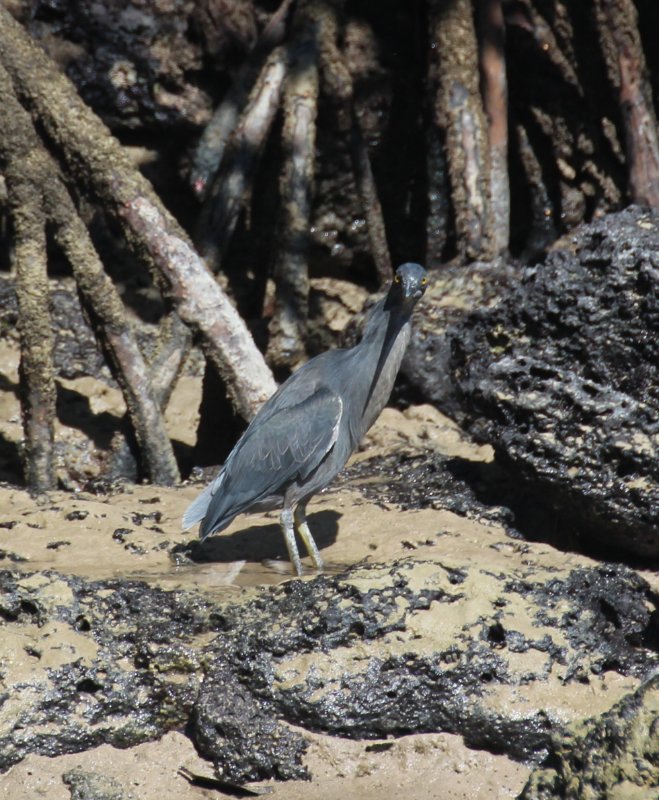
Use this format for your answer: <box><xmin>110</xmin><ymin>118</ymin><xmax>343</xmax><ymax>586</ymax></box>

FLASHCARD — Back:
<box><xmin>0</xmin><ymin>335</ymin><xmax>656</xmax><ymax>799</ymax></box>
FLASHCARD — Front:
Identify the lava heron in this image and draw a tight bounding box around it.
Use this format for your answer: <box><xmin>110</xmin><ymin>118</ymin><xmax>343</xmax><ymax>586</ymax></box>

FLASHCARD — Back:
<box><xmin>183</xmin><ymin>262</ymin><xmax>427</xmax><ymax>575</ymax></box>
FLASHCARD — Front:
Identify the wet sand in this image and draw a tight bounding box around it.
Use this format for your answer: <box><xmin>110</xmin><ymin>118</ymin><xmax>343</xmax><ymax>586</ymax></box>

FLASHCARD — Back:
<box><xmin>0</xmin><ymin>342</ymin><xmax>655</xmax><ymax>799</ymax></box>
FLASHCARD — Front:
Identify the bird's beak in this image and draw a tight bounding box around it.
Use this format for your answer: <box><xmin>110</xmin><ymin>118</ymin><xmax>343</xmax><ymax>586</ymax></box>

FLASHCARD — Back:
<box><xmin>402</xmin><ymin>278</ymin><xmax>424</xmax><ymax>304</ymax></box>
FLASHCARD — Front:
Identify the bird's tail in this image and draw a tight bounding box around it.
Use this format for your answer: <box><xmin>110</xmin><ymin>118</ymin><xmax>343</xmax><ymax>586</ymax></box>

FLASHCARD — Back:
<box><xmin>182</xmin><ymin>471</ymin><xmax>238</xmax><ymax>541</ymax></box>
<box><xmin>182</xmin><ymin>482</ymin><xmax>216</xmax><ymax>531</ymax></box>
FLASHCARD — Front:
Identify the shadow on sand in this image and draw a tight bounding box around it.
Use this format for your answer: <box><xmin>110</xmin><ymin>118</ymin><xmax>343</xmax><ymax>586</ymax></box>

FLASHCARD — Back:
<box><xmin>177</xmin><ymin>509</ymin><xmax>342</xmax><ymax>567</ymax></box>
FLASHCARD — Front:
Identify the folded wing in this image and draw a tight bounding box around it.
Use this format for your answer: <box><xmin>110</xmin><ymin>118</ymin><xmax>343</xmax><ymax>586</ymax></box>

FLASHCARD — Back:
<box><xmin>184</xmin><ymin>387</ymin><xmax>343</xmax><ymax>540</ymax></box>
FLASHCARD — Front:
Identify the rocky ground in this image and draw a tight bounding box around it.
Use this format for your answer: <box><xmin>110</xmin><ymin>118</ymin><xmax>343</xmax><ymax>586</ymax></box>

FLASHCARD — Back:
<box><xmin>0</xmin><ymin>363</ymin><xmax>657</xmax><ymax>798</ymax></box>
<box><xmin>0</xmin><ymin>381</ymin><xmax>533</xmax><ymax>799</ymax></box>
<box><xmin>1</xmin><ymin>0</ymin><xmax>658</xmax><ymax>791</ymax></box>
<box><xmin>0</xmin><ymin>209</ymin><xmax>657</xmax><ymax>799</ymax></box>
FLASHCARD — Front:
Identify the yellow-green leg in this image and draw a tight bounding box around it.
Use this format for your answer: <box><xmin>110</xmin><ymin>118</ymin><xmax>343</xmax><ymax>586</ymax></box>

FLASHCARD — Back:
<box><xmin>294</xmin><ymin>503</ymin><xmax>323</xmax><ymax>571</ymax></box>
<box><xmin>280</xmin><ymin>507</ymin><xmax>303</xmax><ymax>576</ymax></box>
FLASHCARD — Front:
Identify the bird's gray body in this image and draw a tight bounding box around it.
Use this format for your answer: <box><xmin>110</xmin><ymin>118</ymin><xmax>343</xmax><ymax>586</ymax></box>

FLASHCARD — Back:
<box><xmin>183</xmin><ymin>262</ymin><xmax>427</xmax><ymax>574</ymax></box>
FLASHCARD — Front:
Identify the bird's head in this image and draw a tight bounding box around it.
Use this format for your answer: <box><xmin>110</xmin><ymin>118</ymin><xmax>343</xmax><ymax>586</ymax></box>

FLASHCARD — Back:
<box><xmin>388</xmin><ymin>262</ymin><xmax>428</xmax><ymax>311</ymax></box>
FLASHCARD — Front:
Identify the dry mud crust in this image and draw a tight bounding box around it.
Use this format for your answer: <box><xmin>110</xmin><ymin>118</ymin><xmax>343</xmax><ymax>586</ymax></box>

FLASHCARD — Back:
<box><xmin>0</xmin><ymin>395</ymin><xmax>657</xmax><ymax>797</ymax></box>
<box><xmin>0</xmin><ymin>477</ymin><xmax>656</xmax><ymax>795</ymax></box>
<box><xmin>194</xmin><ymin>558</ymin><xmax>657</xmax><ymax>781</ymax></box>
<box><xmin>449</xmin><ymin>206</ymin><xmax>659</xmax><ymax>559</ymax></box>
<box><xmin>519</xmin><ymin>672</ymin><xmax>659</xmax><ymax>799</ymax></box>
<box><xmin>0</xmin><ymin>569</ymin><xmax>220</xmax><ymax>771</ymax></box>
<box><xmin>0</xmin><ymin>557</ymin><xmax>655</xmax><ymax>784</ymax></box>
<box><xmin>1</xmin><ymin>728</ymin><xmax>530</xmax><ymax>800</ymax></box>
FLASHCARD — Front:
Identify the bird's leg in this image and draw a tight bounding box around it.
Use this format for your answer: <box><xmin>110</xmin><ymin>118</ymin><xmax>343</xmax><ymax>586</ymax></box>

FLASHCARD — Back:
<box><xmin>294</xmin><ymin>504</ymin><xmax>324</xmax><ymax>572</ymax></box>
<box><xmin>280</xmin><ymin>507</ymin><xmax>303</xmax><ymax>576</ymax></box>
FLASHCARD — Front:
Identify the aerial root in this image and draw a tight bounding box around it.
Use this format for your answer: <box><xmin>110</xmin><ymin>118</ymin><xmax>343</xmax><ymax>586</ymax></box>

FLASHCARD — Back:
<box><xmin>194</xmin><ymin>0</ymin><xmax>394</xmax><ymax>372</ymax></box>
<box><xmin>0</xmin><ymin>7</ymin><xmax>278</xmax><ymax>487</ymax></box>
<box><xmin>0</xmin><ymin>60</ymin><xmax>180</xmax><ymax>485</ymax></box>
<box><xmin>3</xmin><ymin>132</ymin><xmax>55</xmax><ymax>492</ymax></box>
<box><xmin>477</xmin><ymin>0</ymin><xmax>510</xmax><ymax>256</ymax></box>
<box><xmin>197</xmin><ymin>45</ymin><xmax>288</xmax><ymax>272</ymax></box>
<box><xmin>190</xmin><ymin>0</ymin><xmax>295</xmax><ymax>199</ymax></box>
<box><xmin>350</xmin><ymin>108</ymin><xmax>394</xmax><ymax>285</ymax></box>
<box><xmin>595</xmin><ymin>0</ymin><xmax>659</xmax><ymax>207</ymax></box>
<box><xmin>1</xmin><ymin>5</ymin><xmax>277</xmax><ymax>422</ymax></box>
<box><xmin>266</xmin><ymin>7</ymin><xmax>319</xmax><ymax>370</ymax></box>
<box><xmin>428</xmin><ymin>0</ymin><xmax>495</xmax><ymax>261</ymax></box>
<box><xmin>313</xmin><ymin>0</ymin><xmax>392</xmax><ymax>283</ymax></box>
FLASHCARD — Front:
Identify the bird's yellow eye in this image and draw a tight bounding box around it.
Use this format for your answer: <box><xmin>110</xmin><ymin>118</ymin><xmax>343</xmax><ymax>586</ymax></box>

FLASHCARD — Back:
<box><xmin>421</xmin><ymin>277</ymin><xmax>427</xmax><ymax>285</ymax></box>
<box><xmin>394</xmin><ymin>275</ymin><xmax>401</xmax><ymax>283</ymax></box>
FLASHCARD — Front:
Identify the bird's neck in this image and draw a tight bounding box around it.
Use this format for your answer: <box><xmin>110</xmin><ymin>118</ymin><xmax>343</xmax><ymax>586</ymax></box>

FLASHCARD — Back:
<box><xmin>358</xmin><ymin>299</ymin><xmax>408</xmax><ymax>353</ymax></box>
<box><xmin>351</xmin><ymin>299</ymin><xmax>413</xmax><ymax>440</ymax></box>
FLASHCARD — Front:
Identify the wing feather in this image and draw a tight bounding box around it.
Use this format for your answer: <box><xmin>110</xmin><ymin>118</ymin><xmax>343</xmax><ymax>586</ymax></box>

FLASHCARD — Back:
<box><xmin>189</xmin><ymin>387</ymin><xmax>343</xmax><ymax>539</ymax></box>
<box><xmin>181</xmin><ymin>470</ymin><xmax>226</xmax><ymax>530</ymax></box>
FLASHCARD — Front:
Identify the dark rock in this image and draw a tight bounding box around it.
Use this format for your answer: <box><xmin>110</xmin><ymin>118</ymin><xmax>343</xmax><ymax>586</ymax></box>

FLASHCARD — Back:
<box><xmin>63</xmin><ymin>768</ymin><xmax>133</xmax><ymax>800</ymax></box>
<box><xmin>190</xmin><ymin>0</ymin><xmax>258</xmax><ymax>64</ymax></box>
<box><xmin>516</xmin><ymin>564</ymin><xmax>658</xmax><ymax>677</ymax></box>
<box><xmin>0</xmin><ymin>276</ymin><xmax>110</xmax><ymax>382</ymax></box>
<box><xmin>1</xmin><ymin>554</ymin><xmax>655</xmax><ymax>784</ymax></box>
<box><xmin>0</xmin><ymin>570</ymin><xmax>220</xmax><ymax>770</ymax></box>
<box><xmin>46</xmin><ymin>540</ymin><xmax>71</xmax><ymax>550</ymax></box>
<box><xmin>194</xmin><ymin>657</ymin><xmax>310</xmax><ymax>782</ymax></box>
<box><xmin>193</xmin><ymin>559</ymin><xmax>658</xmax><ymax>781</ymax></box>
<box><xmin>0</xmin><ymin>549</ymin><xmax>27</xmax><ymax>563</ymax></box>
<box><xmin>27</xmin><ymin>0</ymin><xmax>230</xmax><ymax>132</ymax></box>
<box><xmin>518</xmin><ymin>673</ymin><xmax>659</xmax><ymax>799</ymax></box>
<box><xmin>448</xmin><ymin>207</ymin><xmax>659</xmax><ymax>559</ymax></box>
<box><xmin>401</xmin><ymin>259</ymin><xmax>523</xmax><ymax>413</ymax></box>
